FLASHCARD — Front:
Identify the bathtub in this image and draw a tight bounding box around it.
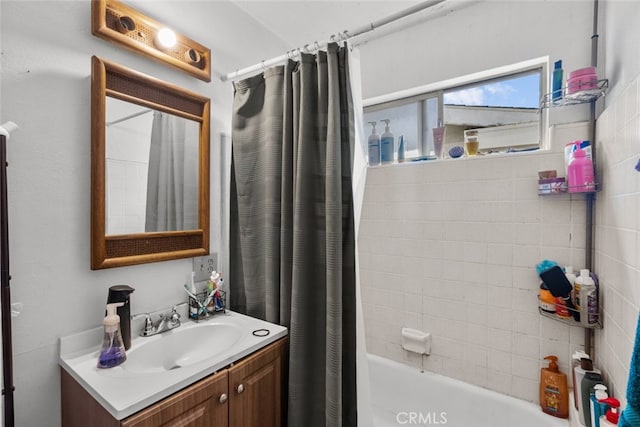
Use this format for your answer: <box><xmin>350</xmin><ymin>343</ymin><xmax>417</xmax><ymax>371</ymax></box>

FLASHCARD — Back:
<box><xmin>367</xmin><ymin>354</ymin><xmax>569</xmax><ymax>427</ymax></box>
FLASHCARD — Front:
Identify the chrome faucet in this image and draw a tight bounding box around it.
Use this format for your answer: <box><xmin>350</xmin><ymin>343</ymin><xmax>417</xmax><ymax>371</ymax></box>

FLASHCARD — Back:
<box><xmin>135</xmin><ymin>305</ymin><xmax>182</xmax><ymax>337</ymax></box>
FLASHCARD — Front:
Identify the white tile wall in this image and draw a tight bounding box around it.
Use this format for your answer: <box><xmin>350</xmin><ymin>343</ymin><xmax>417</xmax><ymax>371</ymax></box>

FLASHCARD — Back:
<box><xmin>360</xmin><ymin>73</ymin><xmax>640</xmax><ymax>408</ymax></box>
<box><xmin>594</xmin><ymin>72</ymin><xmax>640</xmax><ymax>410</ymax></box>
<box><xmin>359</xmin><ymin>144</ymin><xmax>592</xmax><ymax>403</ymax></box>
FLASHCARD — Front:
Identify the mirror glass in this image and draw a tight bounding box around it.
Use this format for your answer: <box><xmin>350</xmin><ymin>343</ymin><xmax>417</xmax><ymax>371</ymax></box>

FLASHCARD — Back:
<box><xmin>92</xmin><ymin>56</ymin><xmax>210</xmax><ymax>270</ymax></box>
<box><xmin>105</xmin><ymin>98</ymin><xmax>200</xmax><ymax>235</ymax></box>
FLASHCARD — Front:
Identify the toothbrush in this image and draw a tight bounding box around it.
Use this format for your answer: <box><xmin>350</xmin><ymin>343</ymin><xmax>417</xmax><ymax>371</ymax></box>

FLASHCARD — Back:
<box><xmin>190</xmin><ymin>272</ymin><xmax>197</xmax><ymax>294</ymax></box>
<box><xmin>203</xmin><ymin>287</ymin><xmax>216</xmax><ymax>307</ymax></box>
<box><xmin>183</xmin><ymin>284</ymin><xmax>205</xmax><ymax>311</ymax></box>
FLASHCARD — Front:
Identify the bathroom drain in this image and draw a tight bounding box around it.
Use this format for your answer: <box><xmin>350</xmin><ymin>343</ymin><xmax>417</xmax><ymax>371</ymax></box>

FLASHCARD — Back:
<box><xmin>168</xmin><ymin>364</ymin><xmax>181</xmax><ymax>370</ymax></box>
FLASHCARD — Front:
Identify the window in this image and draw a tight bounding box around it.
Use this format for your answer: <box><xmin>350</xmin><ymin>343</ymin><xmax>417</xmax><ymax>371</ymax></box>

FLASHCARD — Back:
<box><xmin>363</xmin><ymin>60</ymin><xmax>545</xmax><ymax>162</ymax></box>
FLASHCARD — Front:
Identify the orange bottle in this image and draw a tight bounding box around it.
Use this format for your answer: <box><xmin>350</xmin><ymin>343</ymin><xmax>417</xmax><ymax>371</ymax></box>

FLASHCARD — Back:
<box><xmin>539</xmin><ymin>355</ymin><xmax>569</xmax><ymax>418</ymax></box>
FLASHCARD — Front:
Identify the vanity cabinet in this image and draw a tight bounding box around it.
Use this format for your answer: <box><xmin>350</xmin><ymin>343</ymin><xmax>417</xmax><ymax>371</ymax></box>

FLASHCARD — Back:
<box><xmin>61</xmin><ymin>337</ymin><xmax>287</xmax><ymax>427</ymax></box>
<box><xmin>122</xmin><ymin>370</ymin><xmax>228</xmax><ymax>427</ymax></box>
<box><xmin>228</xmin><ymin>337</ymin><xmax>284</xmax><ymax>427</ymax></box>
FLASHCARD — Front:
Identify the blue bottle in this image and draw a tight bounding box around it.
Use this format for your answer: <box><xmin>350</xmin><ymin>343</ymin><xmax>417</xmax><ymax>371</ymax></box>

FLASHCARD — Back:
<box><xmin>397</xmin><ymin>135</ymin><xmax>405</xmax><ymax>163</ymax></box>
<box><xmin>367</xmin><ymin>121</ymin><xmax>380</xmax><ymax>166</ymax></box>
<box><xmin>590</xmin><ymin>384</ymin><xmax>608</xmax><ymax>427</ymax></box>
<box><xmin>380</xmin><ymin>119</ymin><xmax>394</xmax><ymax>164</ymax></box>
<box><xmin>552</xmin><ymin>60</ymin><xmax>564</xmax><ymax>101</ymax></box>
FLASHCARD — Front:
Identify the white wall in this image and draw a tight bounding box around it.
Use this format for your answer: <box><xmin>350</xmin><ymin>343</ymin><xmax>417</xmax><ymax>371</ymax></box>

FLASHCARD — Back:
<box><xmin>593</xmin><ymin>0</ymin><xmax>640</xmax><ymax>410</ymax></box>
<box><xmin>358</xmin><ymin>0</ymin><xmax>596</xmax><ymax>126</ymax></box>
<box><xmin>358</xmin><ymin>0</ymin><xmax>640</xmax><ymax>406</ymax></box>
<box><xmin>0</xmin><ymin>1</ymin><xmax>288</xmax><ymax>425</ymax></box>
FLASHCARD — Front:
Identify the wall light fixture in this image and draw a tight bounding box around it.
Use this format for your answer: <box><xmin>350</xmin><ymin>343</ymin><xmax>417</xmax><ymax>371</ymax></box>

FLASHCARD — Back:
<box><xmin>92</xmin><ymin>0</ymin><xmax>211</xmax><ymax>82</ymax></box>
<box><xmin>155</xmin><ymin>28</ymin><xmax>177</xmax><ymax>49</ymax></box>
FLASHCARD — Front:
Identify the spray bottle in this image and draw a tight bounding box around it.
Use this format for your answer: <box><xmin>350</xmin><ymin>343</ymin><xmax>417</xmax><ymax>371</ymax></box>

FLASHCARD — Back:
<box><xmin>367</xmin><ymin>121</ymin><xmax>381</xmax><ymax>166</ymax></box>
<box><xmin>598</xmin><ymin>398</ymin><xmax>620</xmax><ymax>427</ymax></box>
<box><xmin>380</xmin><ymin>119</ymin><xmax>394</xmax><ymax>164</ymax></box>
<box><xmin>97</xmin><ymin>303</ymin><xmax>127</xmax><ymax>369</ymax></box>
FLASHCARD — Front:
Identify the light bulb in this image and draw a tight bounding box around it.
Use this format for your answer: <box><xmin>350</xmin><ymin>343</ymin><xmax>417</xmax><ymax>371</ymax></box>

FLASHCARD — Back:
<box><xmin>155</xmin><ymin>28</ymin><xmax>177</xmax><ymax>49</ymax></box>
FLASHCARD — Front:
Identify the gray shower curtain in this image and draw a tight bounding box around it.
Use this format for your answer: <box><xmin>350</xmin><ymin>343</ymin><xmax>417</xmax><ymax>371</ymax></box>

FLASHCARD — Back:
<box><xmin>230</xmin><ymin>43</ymin><xmax>357</xmax><ymax>426</ymax></box>
<box><xmin>146</xmin><ymin>112</ymin><xmax>189</xmax><ymax>232</ymax></box>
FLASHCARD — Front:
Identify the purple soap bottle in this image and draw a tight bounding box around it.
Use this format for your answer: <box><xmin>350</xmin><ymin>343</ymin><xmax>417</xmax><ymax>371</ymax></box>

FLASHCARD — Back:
<box><xmin>567</xmin><ymin>146</ymin><xmax>595</xmax><ymax>193</ymax></box>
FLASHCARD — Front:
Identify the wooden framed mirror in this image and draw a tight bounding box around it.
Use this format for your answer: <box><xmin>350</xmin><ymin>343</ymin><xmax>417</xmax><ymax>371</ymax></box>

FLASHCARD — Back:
<box><xmin>91</xmin><ymin>56</ymin><xmax>210</xmax><ymax>269</ymax></box>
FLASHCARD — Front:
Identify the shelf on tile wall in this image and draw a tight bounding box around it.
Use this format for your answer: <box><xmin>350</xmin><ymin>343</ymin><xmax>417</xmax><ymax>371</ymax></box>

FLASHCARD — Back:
<box><xmin>538</xmin><ymin>183</ymin><xmax>599</xmax><ymax>196</ymax></box>
<box><xmin>538</xmin><ymin>307</ymin><xmax>602</xmax><ymax>329</ymax></box>
<box><xmin>540</xmin><ymin>79</ymin><xmax>609</xmax><ymax>109</ymax></box>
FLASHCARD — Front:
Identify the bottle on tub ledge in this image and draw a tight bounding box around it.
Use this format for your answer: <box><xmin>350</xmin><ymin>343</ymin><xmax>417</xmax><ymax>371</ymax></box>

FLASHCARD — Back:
<box><xmin>367</xmin><ymin>121</ymin><xmax>380</xmax><ymax>166</ymax></box>
<box><xmin>380</xmin><ymin>119</ymin><xmax>394</xmax><ymax>164</ymax></box>
<box><xmin>539</xmin><ymin>355</ymin><xmax>569</xmax><ymax>419</ymax></box>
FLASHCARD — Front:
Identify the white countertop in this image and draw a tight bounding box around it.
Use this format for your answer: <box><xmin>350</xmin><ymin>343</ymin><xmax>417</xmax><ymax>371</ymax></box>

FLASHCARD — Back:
<box><xmin>59</xmin><ymin>311</ymin><xmax>288</xmax><ymax>420</ymax></box>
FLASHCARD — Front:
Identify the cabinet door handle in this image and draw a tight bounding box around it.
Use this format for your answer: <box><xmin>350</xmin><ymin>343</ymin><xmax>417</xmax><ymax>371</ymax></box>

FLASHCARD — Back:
<box><xmin>219</xmin><ymin>393</ymin><xmax>228</xmax><ymax>404</ymax></box>
<box><xmin>237</xmin><ymin>384</ymin><xmax>244</xmax><ymax>394</ymax></box>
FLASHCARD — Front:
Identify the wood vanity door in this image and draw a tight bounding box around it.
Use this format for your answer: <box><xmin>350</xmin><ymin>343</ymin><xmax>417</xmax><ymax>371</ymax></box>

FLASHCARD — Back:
<box><xmin>228</xmin><ymin>338</ymin><xmax>287</xmax><ymax>427</ymax></box>
<box><xmin>122</xmin><ymin>370</ymin><xmax>228</xmax><ymax>427</ymax></box>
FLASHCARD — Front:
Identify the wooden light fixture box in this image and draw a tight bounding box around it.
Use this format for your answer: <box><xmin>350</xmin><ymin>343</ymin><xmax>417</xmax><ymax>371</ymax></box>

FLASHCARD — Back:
<box><xmin>92</xmin><ymin>0</ymin><xmax>211</xmax><ymax>82</ymax></box>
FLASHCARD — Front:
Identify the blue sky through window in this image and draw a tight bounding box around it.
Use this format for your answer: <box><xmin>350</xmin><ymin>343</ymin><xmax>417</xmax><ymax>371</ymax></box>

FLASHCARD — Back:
<box><xmin>444</xmin><ymin>73</ymin><xmax>540</xmax><ymax>109</ymax></box>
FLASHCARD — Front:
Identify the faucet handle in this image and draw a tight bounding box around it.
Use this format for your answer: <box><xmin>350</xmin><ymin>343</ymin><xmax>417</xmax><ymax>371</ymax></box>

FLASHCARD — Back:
<box><xmin>170</xmin><ymin>307</ymin><xmax>181</xmax><ymax>324</ymax></box>
<box><xmin>133</xmin><ymin>313</ymin><xmax>153</xmax><ymax>336</ymax></box>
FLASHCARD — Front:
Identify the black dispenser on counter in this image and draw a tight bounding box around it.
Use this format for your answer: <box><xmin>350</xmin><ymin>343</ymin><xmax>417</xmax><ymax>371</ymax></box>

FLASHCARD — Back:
<box><xmin>106</xmin><ymin>285</ymin><xmax>135</xmax><ymax>350</ymax></box>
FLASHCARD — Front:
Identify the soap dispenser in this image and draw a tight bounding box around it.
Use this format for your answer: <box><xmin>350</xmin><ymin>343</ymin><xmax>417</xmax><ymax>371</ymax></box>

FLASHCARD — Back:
<box><xmin>367</xmin><ymin>121</ymin><xmax>380</xmax><ymax>166</ymax></box>
<box><xmin>380</xmin><ymin>119</ymin><xmax>394</xmax><ymax>164</ymax></box>
<box><xmin>540</xmin><ymin>355</ymin><xmax>569</xmax><ymax>418</ymax></box>
<box><xmin>97</xmin><ymin>303</ymin><xmax>127</xmax><ymax>369</ymax></box>
<box><xmin>107</xmin><ymin>285</ymin><xmax>135</xmax><ymax>350</ymax></box>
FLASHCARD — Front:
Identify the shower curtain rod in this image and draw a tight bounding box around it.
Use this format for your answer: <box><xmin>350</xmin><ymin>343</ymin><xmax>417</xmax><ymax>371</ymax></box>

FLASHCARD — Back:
<box><xmin>106</xmin><ymin>109</ymin><xmax>152</xmax><ymax>127</ymax></box>
<box><xmin>221</xmin><ymin>0</ymin><xmax>447</xmax><ymax>82</ymax></box>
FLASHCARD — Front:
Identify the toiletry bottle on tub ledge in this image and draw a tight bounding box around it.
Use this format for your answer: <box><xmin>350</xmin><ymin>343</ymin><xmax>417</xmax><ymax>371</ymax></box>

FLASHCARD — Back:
<box><xmin>367</xmin><ymin>121</ymin><xmax>380</xmax><ymax>166</ymax></box>
<box><xmin>380</xmin><ymin>119</ymin><xmax>394</xmax><ymax>164</ymax></box>
<box><xmin>540</xmin><ymin>355</ymin><xmax>569</xmax><ymax>418</ymax></box>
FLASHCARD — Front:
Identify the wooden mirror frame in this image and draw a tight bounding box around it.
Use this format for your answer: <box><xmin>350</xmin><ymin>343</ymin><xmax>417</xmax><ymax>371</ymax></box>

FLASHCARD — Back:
<box><xmin>91</xmin><ymin>56</ymin><xmax>210</xmax><ymax>269</ymax></box>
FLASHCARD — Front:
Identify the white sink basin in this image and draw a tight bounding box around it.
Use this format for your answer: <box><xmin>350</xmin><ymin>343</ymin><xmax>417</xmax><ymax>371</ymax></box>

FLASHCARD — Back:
<box><xmin>123</xmin><ymin>322</ymin><xmax>243</xmax><ymax>374</ymax></box>
<box><xmin>59</xmin><ymin>311</ymin><xmax>288</xmax><ymax>420</ymax></box>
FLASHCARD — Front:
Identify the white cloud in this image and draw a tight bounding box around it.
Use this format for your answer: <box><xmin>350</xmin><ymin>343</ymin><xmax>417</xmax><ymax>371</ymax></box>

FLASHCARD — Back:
<box><xmin>443</xmin><ymin>87</ymin><xmax>485</xmax><ymax>105</ymax></box>
<box><xmin>485</xmin><ymin>82</ymin><xmax>516</xmax><ymax>96</ymax></box>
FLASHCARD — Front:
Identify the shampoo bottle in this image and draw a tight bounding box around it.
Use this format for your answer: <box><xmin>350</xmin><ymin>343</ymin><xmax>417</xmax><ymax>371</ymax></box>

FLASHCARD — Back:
<box><xmin>577</xmin><ymin>269</ymin><xmax>598</xmax><ymax>326</ymax></box>
<box><xmin>540</xmin><ymin>355</ymin><xmax>569</xmax><ymax>419</ymax></box>
<box><xmin>380</xmin><ymin>119</ymin><xmax>394</xmax><ymax>164</ymax></box>
<box><xmin>598</xmin><ymin>398</ymin><xmax>620</xmax><ymax>427</ymax></box>
<box><xmin>572</xmin><ymin>351</ymin><xmax>590</xmax><ymax>409</ymax></box>
<box><xmin>582</xmin><ymin>371</ymin><xmax>605</xmax><ymax>427</ymax></box>
<box><xmin>566</xmin><ymin>266</ymin><xmax>579</xmax><ymax>322</ymax></box>
<box><xmin>576</xmin><ymin>358</ymin><xmax>601</xmax><ymax>424</ymax></box>
<box><xmin>97</xmin><ymin>303</ymin><xmax>127</xmax><ymax>369</ymax></box>
<box><xmin>590</xmin><ymin>384</ymin><xmax>609</xmax><ymax>427</ymax></box>
<box><xmin>367</xmin><ymin>121</ymin><xmax>381</xmax><ymax>166</ymax></box>
<box><xmin>552</xmin><ymin>60</ymin><xmax>564</xmax><ymax>101</ymax></box>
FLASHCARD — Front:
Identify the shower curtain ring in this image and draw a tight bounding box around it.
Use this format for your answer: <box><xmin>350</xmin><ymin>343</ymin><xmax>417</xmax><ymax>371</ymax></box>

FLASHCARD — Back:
<box><xmin>313</xmin><ymin>41</ymin><xmax>321</xmax><ymax>53</ymax></box>
<box><xmin>303</xmin><ymin>43</ymin><xmax>311</xmax><ymax>53</ymax></box>
<box><xmin>261</xmin><ymin>60</ymin><xmax>266</xmax><ymax>71</ymax></box>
